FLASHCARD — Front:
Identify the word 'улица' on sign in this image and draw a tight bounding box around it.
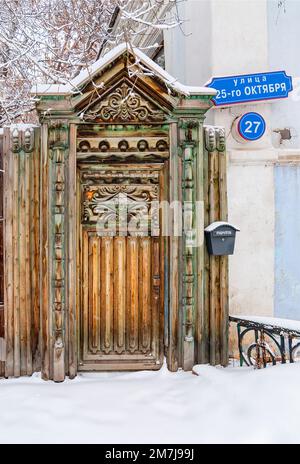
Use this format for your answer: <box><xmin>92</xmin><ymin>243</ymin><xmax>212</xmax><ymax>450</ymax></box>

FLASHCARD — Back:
<box><xmin>206</xmin><ymin>71</ymin><xmax>293</xmax><ymax>106</ymax></box>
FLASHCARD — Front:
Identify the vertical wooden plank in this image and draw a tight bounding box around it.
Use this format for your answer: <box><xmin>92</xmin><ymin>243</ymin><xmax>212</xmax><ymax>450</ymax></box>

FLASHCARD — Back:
<box><xmin>2</xmin><ymin>127</ymin><xmax>40</xmax><ymax>377</ymax></box>
<box><xmin>76</xmin><ymin>172</ymin><xmax>81</xmax><ymax>367</ymax></box>
<box><xmin>151</xmin><ymin>237</ymin><xmax>160</xmax><ymax>362</ymax></box>
<box><xmin>40</xmin><ymin>123</ymin><xmax>50</xmax><ymax>380</ymax></box>
<box><xmin>25</xmin><ymin>147</ymin><xmax>32</xmax><ymax>375</ymax></box>
<box><xmin>208</xmin><ymin>148</ymin><xmax>221</xmax><ymax>366</ymax></box>
<box><xmin>159</xmin><ymin>165</ymin><xmax>166</xmax><ymax>361</ymax></box>
<box><xmin>139</xmin><ymin>237</ymin><xmax>151</xmax><ymax>353</ymax></box>
<box><xmin>101</xmin><ymin>237</ymin><xmax>114</xmax><ymax>354</ymax></box>
<box><xmin>50</xmin><ymin>125</ymin><xmax>69</xmax><ymax>382</ymax></box>
<box><xmin>203</xmin><ymin>145</ymin><xmax>210</xmax><ymax>363</ymax></box>
<box><xmin>114</xmin><ymin>237</ymin><xmax>126</xmax><ymax>353</ymax></box>
<box><xmin>0</xmin><ymin>134</ymin><xmax>3</xmax><ymax>306</ymax></box>
<box><xmin>88</xmin><ymin>236</ymin><xmax>94</xmax><ymax>352</ymax></box>
<box><xmin>195</xmin><ymin>121</ymin><xmax>207</xmax><ymax>365</ymax></box>
<box><xmin>182</xmin><ymin>142</ymin><xmax>195</xmax><ymax>371</ymax></box>
<box><xmin>177</xmin><ymin>145</ymin><xmax>183</xmax><ymax>369</ymax></box>
<box><xmin>126</xmin><ymin>237</ymin><xmax>139</xmax><ymax>353</ymax></box>
<box><xmin>0</xmin><ymin>304</ymin><xmax>4</xmax><ymax>376</ymax></box>
<box><xmin>31</xmin><ymin>128</ymin><xmax>40</xmax><ymax>371</ymax></box>
<box><xmin>0</xmin><ymin>134</ymin><xmax>4</xmax><ymax>376</ymax></box>
<box><xmin>82</xmin><ymin>229</ymin><xmax>89</xmax><ymax>361</ymax></box>
<box><xmin>67</xmin><ymin>123</ymin><xmax>77</xmax><ymax>378</ymax></box>
<box><xmin>220</xmin><ymin>254</ymin><xmax>228</xmax><ymax>366</ymax></box>
<box><xmin>12</xmin><ymin>135</ymin><xmax>20</xmax><ymax>377</ymax></box>
<box><xmin>1</xmin><ymin>128</ymin><xmax>7</xmax><ymax>375</ymax></box>
<box><xmin>168</xmin><ymin>122</ymin><xmax>179</xmax><ymax>371</ymax></box>
<box><xmin>219</xmin><ymin>140</ymin><xmax>229</xmax><ymax>367</ymax></box>
<box><xmin>53</xmin><ymin>162</ymin><xmax>65</xmax><ymax>382</ymax></box>
<box><xmin>89</xmin><ymin>236</ymin><xmax>100</xmax><ymax>353</ymax></box>
<box><xmin>3</xmin><ymin>128</ymin><xmax>13</xmax><ymax>376</ymax></box>
<box><xmin>19</xmin><ymin>146</ymin><xmax>27</xmax><ymax>375</ymax></box>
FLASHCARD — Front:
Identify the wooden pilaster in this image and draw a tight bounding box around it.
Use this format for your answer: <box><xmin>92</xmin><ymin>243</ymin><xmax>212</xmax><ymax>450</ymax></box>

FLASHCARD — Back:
<box><xmin>174</xmin><ymin>103</ymin><xmax>228</xmax><ymax>370</ymax></box>
<box><xmin>204</xmin><ymin>126</ymin><xmax>229</xmax><ymax>367</ymax></box>
<box><xmin>41</xmin><ymin>122</ymin><xmax>70</xmax><ymax>381</ymax></box>
<box><xmin>167</xmin><ymin>121</ymin><xmax>180</xmax><ymax>372</ymax></box>
<box><xmin>40</xmin><ymin>123</ymin><xmax>51</xmax><ymax>380</ymax></box>
<box><xmin>66</xmin><ymin>124</ymin><xmax>77</xmax><ymax>378</ymax></box>
<box><xmin>178</xmin><ymin>117</ymin><xmax>206</xmax><ymax>371</ymax></box>
<box><xmin>196</xmin><ymin>119</ymin><xmax>209</xmax><ymax>364</ymax></box>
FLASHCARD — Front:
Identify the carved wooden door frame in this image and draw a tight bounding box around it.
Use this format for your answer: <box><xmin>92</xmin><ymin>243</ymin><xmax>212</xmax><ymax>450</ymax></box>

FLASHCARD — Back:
<box><xmin>48</xmin><ymin>117</ymin><xmax>208</xmax><ymax>379</ymax></box>
<box><xmin>1</xmin><ymin>46</ymin><xmax>229</xmax><ymax>382</ymax></box>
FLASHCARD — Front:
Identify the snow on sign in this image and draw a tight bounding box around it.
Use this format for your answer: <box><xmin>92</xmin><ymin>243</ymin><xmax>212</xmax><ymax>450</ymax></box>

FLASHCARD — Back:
<box><xmin>206</xmin><ymin>71</ymin><xmax>293</xmax><ymax>106</ymax></box>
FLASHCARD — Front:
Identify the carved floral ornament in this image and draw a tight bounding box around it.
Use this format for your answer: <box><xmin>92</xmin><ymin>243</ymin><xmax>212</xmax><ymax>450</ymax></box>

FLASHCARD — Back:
<box><xmin>84</xmin><ymin>83</ymin><xmax>165</xmax><ymax>122</ymax></box>
<box><xmin>82</xmin><ymin>183</ymin><xmax>160</xmax><ymax>236</ymax></box>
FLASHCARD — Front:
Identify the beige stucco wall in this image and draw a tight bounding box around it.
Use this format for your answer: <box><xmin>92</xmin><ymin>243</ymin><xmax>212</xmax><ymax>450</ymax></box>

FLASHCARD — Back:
<box><xmin>165</xmin><ymin>0</ymin><xmax>276</xmax><ymax>325</ymax></box>
<box><xmin>211</xmin><ymin>0</ymin><xmax>268</xmax><ymax>75</ymax></box>
<box><xmin>227</xmin><ymin>154</ymin><xmax>275</xmax><ymax>318</ymax></box>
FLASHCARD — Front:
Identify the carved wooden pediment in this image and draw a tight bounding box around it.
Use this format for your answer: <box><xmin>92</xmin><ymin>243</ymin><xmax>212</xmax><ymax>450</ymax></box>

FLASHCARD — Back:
<box><xmin>81</xmin><ymin>169</ymin><xmax>160</xmax><ymax>236</ymax></box>
<box><xmin>33</xmin><ymin>44</ymin><xmax>215</xmax><ymax>122</ymax></box>
<box><xmin>83</xmin><ymin>82</ymin><xmax>166</xmax><ymax>123</ymax></box>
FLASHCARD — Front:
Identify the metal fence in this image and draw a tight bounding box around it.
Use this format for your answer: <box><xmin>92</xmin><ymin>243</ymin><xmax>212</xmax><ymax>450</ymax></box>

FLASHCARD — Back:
<box><xmin>230</xmin><ymin>316</ymin><xmax>300</xmax><ymax>368</ymax></box>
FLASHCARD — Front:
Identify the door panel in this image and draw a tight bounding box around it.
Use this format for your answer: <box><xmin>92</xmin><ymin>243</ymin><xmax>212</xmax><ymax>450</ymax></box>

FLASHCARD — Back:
<box><xmin>101</xmin><ymin>237</ymin><xmax>114</xmax><ymax>354</ymax></box>
<box><xmin>78</xmin><ymin>165</ymin><xmax>164</xmax><ymax>370</ymax></box>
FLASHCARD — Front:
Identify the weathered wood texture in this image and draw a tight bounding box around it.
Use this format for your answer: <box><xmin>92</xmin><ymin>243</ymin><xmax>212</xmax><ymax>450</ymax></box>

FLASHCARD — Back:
<box><xmin>32</xmin><ymin>49</ymin><xmax>219</xmax><ymax>378</ymax></box>
<box><xmin>167</xmin><ymin>122</ymin><xmax>180</xmax><ymax>372</ymax></box>
<box><xmin>1</xmin><ymin>48</ymin><xmax>227</xmax><ymax>379</ymax></box>
<box><xmin>179</xmin><ymin>120</ymin><xmax>198</xmax><ymax>371</ymax></box>
<box><xmin>3</xmin><ymin>126</ymin><xmax>40</xmax><ymax>377</ymax></box>
<box><xmin>0</xmin><ymin>134</ymin><xmax>4</xmax><ymax>377</ymax></box>
<box><xmin>204</xmin><ymin>126</ymin><xmax>228</xmax><ymax>366</ymax></box>
<box><xmin>78</xmin><ymin>161</ymin><xmax>164</xmax><ymax>371</ymax></box>
<box><xmin>160</xmin><ymin>117</ymin><xmax>228</xmax><ymax>371</ymax></box>
<box><xmin>197</xmin><ymin>121</ymin><xmax>210</xmax><ymax>364</ymax></box>
<box><xmin>1</xmin><ymin>120</ymin><xmax>228</xmax><ymax>379</ymax></box>
<box><xmin>67</xmin><ymin>124</ymin><xmax>77</xmax><ymax>379</ymax></box>
<box><xmin>0</xmin><ymin>306</ymin><xmax>4</xmax><ymax>377</ymax></box>
<box><xmin>80</xmin><ymin>233</ymin><xmax>162</xmax><ymax>369</ymax></box>
<box><xmin>40</xmin><ymin>122</ymin><xmax>77</xmax><ymax>381</ymax></box>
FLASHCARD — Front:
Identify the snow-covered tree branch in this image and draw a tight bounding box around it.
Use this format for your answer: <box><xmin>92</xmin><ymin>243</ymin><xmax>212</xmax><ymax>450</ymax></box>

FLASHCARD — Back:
<box><xmin>0</xmin><ymin>0</ymin><xmax>181</xmax><ymax>126</ymax></box>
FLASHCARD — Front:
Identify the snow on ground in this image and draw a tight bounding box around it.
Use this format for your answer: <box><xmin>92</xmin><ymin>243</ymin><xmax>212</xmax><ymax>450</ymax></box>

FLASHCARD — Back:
<box><xmin>1</xmin><ymin>361</ymin><xmax>300</xmax><ymax>444</ymax></box>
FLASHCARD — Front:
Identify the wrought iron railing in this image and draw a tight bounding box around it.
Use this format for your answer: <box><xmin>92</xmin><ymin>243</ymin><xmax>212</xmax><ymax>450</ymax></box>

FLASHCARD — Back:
<box><xmin>230</xmin><ymin>316</ymin><xmax>300</xmax><ymax>368</ymax></box>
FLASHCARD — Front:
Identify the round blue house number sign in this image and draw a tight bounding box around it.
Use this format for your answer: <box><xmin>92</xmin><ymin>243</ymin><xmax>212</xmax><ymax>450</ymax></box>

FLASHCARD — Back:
<box><xmin>238</xmin><ymin>112</ymin><xmax>266</xmax><ymax>141</ymax></box>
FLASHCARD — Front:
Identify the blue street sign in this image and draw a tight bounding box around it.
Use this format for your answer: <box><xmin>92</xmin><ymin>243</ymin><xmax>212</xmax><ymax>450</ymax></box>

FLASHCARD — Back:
<box><xmin>206</xmin><ymin>71</ymin><xmax>293</xmax><ymax>106</ymax></box>
<box><xmin>238</xmin><ymin>112</ymin><xmax>266</xmax><ymax>141</ymax></box>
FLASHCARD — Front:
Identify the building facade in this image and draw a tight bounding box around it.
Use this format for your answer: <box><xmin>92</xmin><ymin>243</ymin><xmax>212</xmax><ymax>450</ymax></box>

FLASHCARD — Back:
<box><xmin>1</xmin><ymin>0</ymin><xmax>298</xmax><ymax>377</ymax></box>
<box><xmin>161</xmin><ymin>0</ymin><xmax>300</xmax><ymax>331</ymax></box>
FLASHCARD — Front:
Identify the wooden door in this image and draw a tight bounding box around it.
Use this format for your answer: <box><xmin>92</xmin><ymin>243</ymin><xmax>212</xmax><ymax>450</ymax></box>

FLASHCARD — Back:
<box><xmin>78</xmin><ymin>164</ymin><xmax>165</xmax><ymax>370</ymax></box>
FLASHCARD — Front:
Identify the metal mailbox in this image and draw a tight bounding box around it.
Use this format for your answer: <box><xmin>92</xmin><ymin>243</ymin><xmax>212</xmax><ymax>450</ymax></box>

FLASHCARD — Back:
<box><xmin>204</xmin><ymin>221</ymin><xmax>240</xmax><ymax>256</ymax></box>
